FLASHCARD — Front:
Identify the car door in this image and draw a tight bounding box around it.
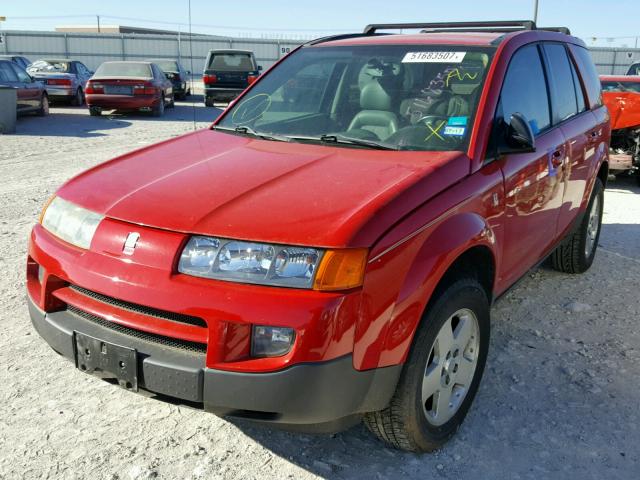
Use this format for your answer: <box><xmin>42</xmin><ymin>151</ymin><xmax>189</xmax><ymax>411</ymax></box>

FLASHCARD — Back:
<box><xmin>0</xmin><ymin>61</ymin><xmax>27</xmax><ymax>111</ymax></box>
<box><xmin>540</xmin><ymin>42</ymin><xmax>598</xmax><ymax>236</ymax></box>
<box><xmin>11</xmin><ymin>63</ymin><xmax>41</xmax><ymax>109</ymax></box>
<box><xmin>493</xmin><ymin>43</ymin><xmax>567</xmax><ymax>287</ymax></box>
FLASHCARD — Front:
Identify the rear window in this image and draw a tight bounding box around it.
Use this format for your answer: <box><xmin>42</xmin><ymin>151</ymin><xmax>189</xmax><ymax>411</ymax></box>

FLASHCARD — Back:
<box><xmin>601</xmin><ymin>80</ymin><xmax>640</xmax><ymax>93</ymax></box>
<box><xmin>156</xmin><ymin>61</ymin><xmax>179</xmax><ymax>72</ymax></box>
<box><xmin>95</xmin><ymin>62</ymin><xmax>152</xmax><ymax>77</ymax></box>
<box><xmin>28</xmin><ymin>60</ymin><xmax>70</xmax><ymax>73</ymax></box>
<box><xmin>208</xmin><ymin>52</ymin><xmax>255</xmax><ymax>72</ymax></box>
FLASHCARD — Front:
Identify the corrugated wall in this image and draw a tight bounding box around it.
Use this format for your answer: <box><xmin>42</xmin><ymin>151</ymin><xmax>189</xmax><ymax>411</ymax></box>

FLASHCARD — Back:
<box><xmin>2</xmin><ymin>30</ymin><xmax>639</xmax><ymax>76</ymax></box>
<box><xmin>0</xmin><ymin>30</ymin><xmax>302</xmax><ymax>74</ymax></box>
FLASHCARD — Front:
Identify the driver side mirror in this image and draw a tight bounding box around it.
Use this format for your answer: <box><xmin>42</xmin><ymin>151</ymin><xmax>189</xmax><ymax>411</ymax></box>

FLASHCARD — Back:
<box><xmin>498</xmin><ymin>112</ymin><xmax>536</xmax><ymax>154</ymax></box>
<box><xmin>258</xmin><ymin>65</ymin><xmax>263</xmax><ymax>71</ymax></box>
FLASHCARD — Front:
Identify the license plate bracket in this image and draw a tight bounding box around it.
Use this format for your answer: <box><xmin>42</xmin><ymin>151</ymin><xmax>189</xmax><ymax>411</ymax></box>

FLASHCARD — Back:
<box><xmin>105</xmin><ymin>85</ymin><xmax>132</xmax><ymax>95</ymax></box>
<box><xmin>74</xmin><ymin>331</ymin><xmax>138</xmax><ymax>391</ymax></box>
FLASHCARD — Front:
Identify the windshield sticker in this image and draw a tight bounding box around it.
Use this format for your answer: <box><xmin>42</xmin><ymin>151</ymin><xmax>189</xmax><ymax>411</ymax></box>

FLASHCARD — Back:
<box><xmin>443</xmin><ymin>126</ymin><xmax>466</xmax><ymax>136</ymax></box>
<box><xmin>447</xmin><ymin>116</ymin><xmax>468</xmax><ymax>126</ymax></box>
<box><xmin>445</xmin><ymin>68</ymin><xmax>480</xmax><ymax>87</ymax></box>
<box><xmin>425</xmin><ymin>120</ymin><xmax>447</xmax><ymax>141</ymax></box>
<box><xmin>402</xmin><ymin>51</ymin><xmax>466</xmax><ymax>63</ymax></box>
<box><xmin>231</xmin><ymin>93</ymin><xmax>272</xmax><ymax>125</ymax></box>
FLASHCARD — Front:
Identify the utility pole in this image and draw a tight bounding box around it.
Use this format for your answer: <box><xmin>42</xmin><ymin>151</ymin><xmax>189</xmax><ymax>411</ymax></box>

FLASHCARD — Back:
<box><xmin>97</xmin><ymin>15</ymin><xmax>101</xmax><ymax>33</ymax></box>
<box><xmin>0</xmin><ymin>16</ymin><xmax>5</xmax><ymax>51</ymax></box>
<box><xmin>533</xmin><ymin>0</ymin><xmax>539</xmax><ymax>24</ymax></box>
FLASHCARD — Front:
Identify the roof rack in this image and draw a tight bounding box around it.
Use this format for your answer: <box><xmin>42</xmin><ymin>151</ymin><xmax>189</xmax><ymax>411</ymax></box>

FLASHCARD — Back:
<box><xmin>363</xmin><ymin>21</ymin><xmax>536</xmax><ymax>35</ymax></box>
<box><xmin>539</xmin><ymin>26</ymin><xmax>571</xmax><ymax>35</ymax></box>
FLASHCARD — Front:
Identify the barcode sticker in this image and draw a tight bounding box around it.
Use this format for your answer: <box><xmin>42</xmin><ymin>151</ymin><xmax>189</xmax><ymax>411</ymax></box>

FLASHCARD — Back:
<box><xmin>402</xmin><ymin>51</ymin><xmax>466</xmax><ymax>63</ymax></box>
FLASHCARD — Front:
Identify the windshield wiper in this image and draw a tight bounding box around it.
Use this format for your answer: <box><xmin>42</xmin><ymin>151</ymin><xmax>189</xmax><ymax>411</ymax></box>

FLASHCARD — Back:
<box><xmin>212</xmin><ymin>125</ymin><xmax>292</xmax><ymax>143</ymax></box>
<box><xmin>291</xmin><ymin>134</ymin><xmax>398</xmax><ymax>150</ymax></box>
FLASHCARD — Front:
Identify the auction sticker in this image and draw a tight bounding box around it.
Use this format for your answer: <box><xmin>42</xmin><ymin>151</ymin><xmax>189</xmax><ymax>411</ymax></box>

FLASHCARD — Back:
<box><xmin>402</xmin><ymin>51</ymin><xmax>466</xmax><ymax>63</ymax></box>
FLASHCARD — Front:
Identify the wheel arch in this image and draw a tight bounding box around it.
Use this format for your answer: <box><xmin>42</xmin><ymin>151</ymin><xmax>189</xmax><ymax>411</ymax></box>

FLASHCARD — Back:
<box><xmin>355</xmin><ymin>211</ymin><xmax>498</xmax><ymax>370</ymax></box>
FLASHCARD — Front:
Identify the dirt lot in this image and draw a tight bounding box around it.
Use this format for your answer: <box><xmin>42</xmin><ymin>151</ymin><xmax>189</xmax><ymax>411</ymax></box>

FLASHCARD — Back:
<box><xmin>1</xmin><ymin>102</ymin><xmax>638</xmax><ymax>480</ymax></box>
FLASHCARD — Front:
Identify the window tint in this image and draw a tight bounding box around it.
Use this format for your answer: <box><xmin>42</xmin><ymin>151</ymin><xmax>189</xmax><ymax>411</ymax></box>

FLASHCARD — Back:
<box><xmin>571</xmin><ymin>46</ymin><xmax>602</xmax><ymax>108</ymax></box>
<box><xmin>543</xmin><ymin>43</ymin><xmax>578</xmax><ymax>122</ymax></box>
<box><xmin>208</xmin><ymin>53</ymin><xmax>255</xmax><ymax>71</ymax></box>
<box><xmin>95</xmin><ymin>62</ymin><xmax>152</xmax><ymax>78</ymax></box>
<box><xmin>626</xmin><ymin>63</ymin><xmax>640</xmax><ymax>76</ymax></box>
<box><xmin>11</xmin><ymin>63</ymin><xmax>31</xmax><ymax>83</ymax></box>
<box><xmin>568</xmin><ymin>57</ymin><xmax>587</xmax><ymax>112</ymax></box>
<box><xmin>0</xmin><ymin>61</ymin><xmax>19</xmax><ymax>82</ymax></box>
<box><xmin>499</xmin><ymin>44</ymin><xmax>550</xmax><ymax>135</ymax></box>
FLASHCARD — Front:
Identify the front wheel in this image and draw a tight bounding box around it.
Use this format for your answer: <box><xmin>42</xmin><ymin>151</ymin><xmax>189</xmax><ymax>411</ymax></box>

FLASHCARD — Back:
<box><xmin>88</xmin><ymin>106</ymin><xmax>101</xmax><ymax>116</ymax></box>
<box><xmin>550</xmin><ymin>177</ymin><xmax>604</xmax><ymax>273</ymax></box>
<box><xmin>167</xmin><ymin>93</ymin><xmax>175</xmax><ymax>108</ymax></box>
<box><xmin>364</xmin><ymin>278</ymin><xmax>490</xmax><ymax>452</ymax></box>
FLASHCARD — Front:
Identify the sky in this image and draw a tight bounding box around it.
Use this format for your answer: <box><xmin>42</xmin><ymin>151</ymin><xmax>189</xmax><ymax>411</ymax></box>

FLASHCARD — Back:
<box><xmin>0</xmin><ymin>0</ymin><xmax>638</xmax><ymax>47</ymax></box>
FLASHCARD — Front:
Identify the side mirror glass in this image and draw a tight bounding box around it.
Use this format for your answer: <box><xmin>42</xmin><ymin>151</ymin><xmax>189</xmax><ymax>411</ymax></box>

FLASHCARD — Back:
<box><xmin>258</xmin><ymin>65</ymin><xmax>263</xmax><ymax>71</ymax></box>
<box><xmin>499</xmin><ymin>112</ymin><xmax>536</xmax><ymax>154</ymax></box>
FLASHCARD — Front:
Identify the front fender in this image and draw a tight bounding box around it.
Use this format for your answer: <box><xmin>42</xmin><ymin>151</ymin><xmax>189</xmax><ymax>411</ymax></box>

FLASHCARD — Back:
<box><xmin>354</xmin><ymin>211</ymin><xmax>498</xmax><ymax>370</ymax></box>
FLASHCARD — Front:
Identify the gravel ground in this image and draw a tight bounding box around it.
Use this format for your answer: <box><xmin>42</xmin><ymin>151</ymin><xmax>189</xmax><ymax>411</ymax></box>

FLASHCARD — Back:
<box><xmin>1</xmin><ymin>102</ymin><xmax>639</xmax><ymax>480</ymax></box>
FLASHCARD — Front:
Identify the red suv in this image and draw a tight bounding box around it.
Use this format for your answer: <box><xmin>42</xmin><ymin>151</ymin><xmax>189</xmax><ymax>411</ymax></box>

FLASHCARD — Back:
<box><xmin>27</xmin><ymin>21</ymin><xmax>609</xmax><ymax>452</ymax></box>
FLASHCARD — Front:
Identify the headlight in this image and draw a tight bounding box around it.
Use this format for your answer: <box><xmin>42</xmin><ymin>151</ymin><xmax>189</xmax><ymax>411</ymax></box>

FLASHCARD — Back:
<box><xmin>40</xmin><ymin>196</ymin><xmax>104</xmax><ymax>250</ymax></box>
<box><xmin>178</xmin><ymin>236</ymin><xmax>368</xmax><ymax>290</ymax></box>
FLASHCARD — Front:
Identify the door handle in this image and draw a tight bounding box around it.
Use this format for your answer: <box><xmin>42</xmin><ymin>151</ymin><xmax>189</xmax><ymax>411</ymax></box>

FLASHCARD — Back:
<box><xmin>551</xmin><ymin>149</ymin><xmax>564</xmax><ymax>168</ymax></box>
<box><xmin>589</xmin><ymin>130</ymin><xmax>599</xmax><ymax>140</ymax></box>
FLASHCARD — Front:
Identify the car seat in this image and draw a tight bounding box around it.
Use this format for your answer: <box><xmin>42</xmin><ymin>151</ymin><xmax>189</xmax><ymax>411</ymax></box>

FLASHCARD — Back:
<box><xmin>347</xmin><ymin>80</ymin><xmax>399</xmax><ymax>140</ymax></box>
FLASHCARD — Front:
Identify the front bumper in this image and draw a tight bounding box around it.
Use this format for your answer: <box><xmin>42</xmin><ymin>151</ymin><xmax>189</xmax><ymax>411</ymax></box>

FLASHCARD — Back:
<box><xmin>28</xmin><ymin>295</ymin><xmax>400</xmax><ymax>429</ymax></box>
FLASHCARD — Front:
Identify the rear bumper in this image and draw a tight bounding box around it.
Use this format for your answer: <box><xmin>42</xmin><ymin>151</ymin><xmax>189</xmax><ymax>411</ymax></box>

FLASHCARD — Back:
<box><xmin>204</xmin><ymin>87</ymin><xmax>244</xmax><ymax>99</ymax></box>
<box><xmin>46</xmin><ymin>86</ymin><xmax>75</xmax><ymax>98</ymax></box>
<box><xmin>86</xmin><ymin>94</ymin><xmax>159</xmax><ymax>110</ymax></box>
<box><xmin>28</xmin><ymin>295</ymin><xmax>400</xmax><ymax>430</ymax></box>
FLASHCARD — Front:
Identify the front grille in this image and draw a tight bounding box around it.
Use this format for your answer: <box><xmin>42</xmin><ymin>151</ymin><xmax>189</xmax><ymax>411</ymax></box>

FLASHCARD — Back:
<box><xmin>67</xmin><ymin>305</ymin><xmax>207</xmax><ymax>354</ymax></box>
<box><xmin>69</xmin><ymin>285</ymin><xmax>207</xmax><ymax>328</ymax></box>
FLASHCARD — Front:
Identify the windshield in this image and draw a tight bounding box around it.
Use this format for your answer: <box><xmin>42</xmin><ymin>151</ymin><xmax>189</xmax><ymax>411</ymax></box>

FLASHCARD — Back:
<box><xmin>601</xmin><ymin>80</ymin><xmax>640</xmax><ymax>93</ymax></box>
<box><xmin>208</xmin><ymin>52</ymin><xmax>256</xmax><ymax>71</ymax></box>
<box><xmin>28</xmin><ymin>60</ymin><xmax>70</xmax><ymax>73</ymax></box>
<box><xmin>95</xmin><ymin>62</ymin><xmax>152</xmax><ymax>78</ymax></box>
<box><xmin>156</xmin><ymin>61</ymin><xmax>179</xmax><ymax>72</ymax></box>
<box><xmin>217</xmin><ymin>45</ymin><xmax>493</xmax><ymax>151</ymax></box>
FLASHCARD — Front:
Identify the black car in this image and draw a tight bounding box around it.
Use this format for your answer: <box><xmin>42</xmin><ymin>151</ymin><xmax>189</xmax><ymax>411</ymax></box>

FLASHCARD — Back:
<box><xmin>203</xmin><ymin>49</ymin><xmax>261</xmax><ymax>106</ymax></box>
<box><xmin>148</xmin><ymin>59</ymin><xmax>191</xmax><ymax>100</ymax></box>
<box><xmin>0</xmin><ymin>54</ymin><xmax>32</xmax><ymax>70</ymax></box>
<box><xmin>0</xmin><ymin>59</ymin><xmax>48</xmax><ymax>115</ymax></box>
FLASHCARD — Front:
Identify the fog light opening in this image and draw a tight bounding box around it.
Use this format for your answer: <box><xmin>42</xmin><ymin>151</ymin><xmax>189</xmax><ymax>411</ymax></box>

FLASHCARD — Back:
<box><xmin>251</xmin><ymin>325</ymin><xmax>295</xmax><ymax>358</ymax></box>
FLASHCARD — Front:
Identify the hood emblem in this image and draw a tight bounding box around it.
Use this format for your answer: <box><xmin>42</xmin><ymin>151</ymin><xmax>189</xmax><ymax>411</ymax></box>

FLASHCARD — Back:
<box><xmin>123</xmin><ymin>232</ymin><xmax>140</xmax><ymax>255</ymax></box>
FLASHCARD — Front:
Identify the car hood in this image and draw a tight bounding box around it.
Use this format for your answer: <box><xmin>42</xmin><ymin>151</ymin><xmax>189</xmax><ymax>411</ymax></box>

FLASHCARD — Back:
<box><xmin>603</xmin><ymin>91</ymin><xmax>640</xmax><ymax>130</ymax></box>
<box><xmin>57</xmin><ymin>129</ymin><xmax>469</xmax><ymax>248</ymax></box>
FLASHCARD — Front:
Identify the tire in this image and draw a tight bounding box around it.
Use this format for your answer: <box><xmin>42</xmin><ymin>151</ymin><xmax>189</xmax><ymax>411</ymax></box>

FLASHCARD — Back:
<box><xmin>37</xmin><ymin>94</ymin><xmax>49</xmax><ymax>116</ymax></box>
<box><xmin>364</xmin><ymin>278</ymin><xmax>490</xmax><ymax>452</ymax></box>
<box><xmin>550</xmin><ymin>177</ymin><xmax>604</xmax><ymax>274</ymax></box>
<box><xmin>70</xmin><ymin>88</ymin><xmax>84</xmax><ymax>106</ymax></box>
<box><xmin>205</xmin><ymin>96</ymin><xmax>215</xmax><ymax>107</ymax></box>
<box><xmin>152</xmin><ymin>94</ymin><xmax>165</xmax><ymax>117</ymax></box>
<box><xmin>167</xmin><ymin>93</ymin><xmax>175</xmax><ymax>108</ymax></box>
<box><xmin>89</xmin><ymin>106</ymin><xmax>101</xmax><ymax>117</ymax></box>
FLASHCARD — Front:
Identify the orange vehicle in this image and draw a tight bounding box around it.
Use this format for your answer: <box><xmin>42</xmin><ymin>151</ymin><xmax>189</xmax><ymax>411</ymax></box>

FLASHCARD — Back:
<box><xmin>600</xmin><ymin>75</ymin><xmax>640</xmax><ymax>183</ymax></box>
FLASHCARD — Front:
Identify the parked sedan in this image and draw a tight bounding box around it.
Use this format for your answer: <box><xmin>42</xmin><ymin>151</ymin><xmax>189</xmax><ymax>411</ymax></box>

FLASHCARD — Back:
<box><xmin>0</xmin><ymin>54</ymin><xmax>32</xmax><ymax>70</ymax></box>
<box><xmin>85</xmin><ymin>61</ymin><xmax>174</xmax><ymax>116</ymax></box>
<box><xmin>148</xmin><ymin>59</ymin><xmax>191</xmax><ymax>100</ymax></box>
<box><xmin>0</xmin><ymin>59</ymin><xmax>48</xmax><ymax>116</ymax></box>
<box><xmin>27</xmin><ymin>59</ymin><xmax>92</xmax><ymax>106</ymax></box>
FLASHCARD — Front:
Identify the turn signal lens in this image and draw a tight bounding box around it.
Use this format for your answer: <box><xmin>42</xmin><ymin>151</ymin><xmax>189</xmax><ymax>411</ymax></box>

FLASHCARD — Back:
<box><xmin>313</xmin><ymin>248</ymin><xmax>368</xmax><ymax>291</ymax></box>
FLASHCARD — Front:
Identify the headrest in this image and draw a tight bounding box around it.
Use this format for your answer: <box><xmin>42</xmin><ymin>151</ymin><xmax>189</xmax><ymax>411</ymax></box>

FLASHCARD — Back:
<box><xmin>360</xmin><ymin>81</ymin><xmax>393</xmax><ymax>111</ymax></box>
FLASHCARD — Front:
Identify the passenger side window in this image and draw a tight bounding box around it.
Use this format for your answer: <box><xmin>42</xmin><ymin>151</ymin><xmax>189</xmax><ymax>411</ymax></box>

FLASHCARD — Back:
<box><xmin>499</xmin><ymin>44</ymin><xmax>551</xmax><ymax>136</ymax></box>
<box><xmin>0</xmin><ymin>62</ymin><xmax>19</xmax><ymax>83</ymax></box>
<box><xmin>11</xmin><ymin>64</ymin><xmax>32</xmax><ymax>83</ymax></box>
<box><xmin>571</xmin><ymin>46</ymin><xmax>602</xmax><ymax>109</ymax></box>
<box><xmin>569</xmin><ymin>56</ymin><xmax>587</xmax><ymax>113</ymax></box>
<box><xmin>543</xmin><ymin>43</ymin><xmax>578</xmax><ymax>123</ymax></box>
